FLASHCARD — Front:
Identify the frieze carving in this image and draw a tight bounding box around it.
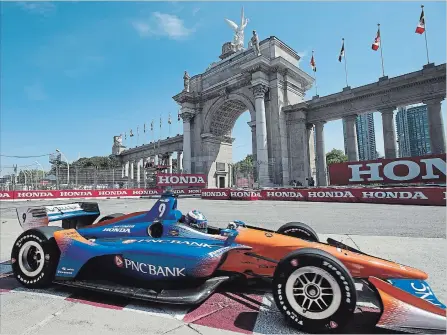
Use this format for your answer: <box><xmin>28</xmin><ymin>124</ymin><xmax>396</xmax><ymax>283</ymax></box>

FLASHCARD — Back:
<box><xmin>381</xmin><ymin>93</ymin><xmax>391</xmax><ymax>103</ymax></box>
<box><xmin>344</xmin><ymin>102</ymin><xmax>354</xmax><ymax>111</ymax></box>
<box><xmin>252</xmin><ymin>84</ymin><xmax>269</xmax><ymax>99</ymax></box>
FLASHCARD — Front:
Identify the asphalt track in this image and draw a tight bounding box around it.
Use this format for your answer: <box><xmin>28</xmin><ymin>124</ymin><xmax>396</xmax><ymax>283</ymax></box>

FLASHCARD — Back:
<box><xmin>0</xmin><ymin>198</ymin><xmax>446</xmax><ymax>335</ymax></box>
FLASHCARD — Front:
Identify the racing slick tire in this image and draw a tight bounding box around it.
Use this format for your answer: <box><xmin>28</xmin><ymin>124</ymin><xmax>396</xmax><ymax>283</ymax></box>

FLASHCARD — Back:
<box><xmin>11</xmin><ymin>229</ymin><xmax>61</xmax><ymax>289</ymax></box>
<box><xmin>272</xmin><ymin>248</ymin><xmax>357</xmax><ymax>333</ymax></box>
<box><xmin>277</xmin><ymin>222</ymin><xmax>319</xmax><ymax>242</ymax></box>
<box><xmin>97</xmin><ymin>213</ymin><xmax>125</xmax><ymax>223</ymax></box>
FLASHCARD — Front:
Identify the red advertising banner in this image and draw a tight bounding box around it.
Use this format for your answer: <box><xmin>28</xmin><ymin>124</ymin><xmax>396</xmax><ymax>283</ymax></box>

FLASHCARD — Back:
<box><xmin>0</xmin><ymin>188</ymin><xmax>202</xmax><ymax>201</ymax></box>
<box><xmin>202</xmin><ymin>187</ymin><xmax>446</xmax><ymax>206</ymax></box>
<box><xmin>328</xmin><ymin>154</ymin><xmax>446</xmax><ymax>185</ymax></box>
<box><xmin>156</xmin><ymin>174</ymin><xmax>207</xmax><ymax>187</ymax></box>
<box><xmin>201</xmin><ymin>189</ymin><xmax>230</xmax><ymax>200</ymax></box>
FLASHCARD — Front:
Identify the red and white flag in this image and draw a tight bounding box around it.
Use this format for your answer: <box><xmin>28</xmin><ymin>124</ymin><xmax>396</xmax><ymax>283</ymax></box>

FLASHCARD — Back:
<box><xmin>310</xmin><ymin>52</ymin><xmax>316</xmax><ymax>72</ymax></box>
<box><xmin>372</xmin><ymin>27</ymin><xmax>380</xmax><ymax>51</ymax></box>
<box><xmin>416</xmin><ymin>7</ymin><xmax>425</xmax><ymax>34</ymax></box>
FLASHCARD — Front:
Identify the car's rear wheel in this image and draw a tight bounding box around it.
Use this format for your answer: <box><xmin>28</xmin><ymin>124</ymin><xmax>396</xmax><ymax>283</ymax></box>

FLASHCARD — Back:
<box><xmin>277</xmin><ymin>222</ymin><xmax>319</xmax><ymax>242</ymax></box>
<box><xmin>272</xmin><ymin>248</ymin><xmax>356</xmax><ymax>333</ymax></box>
<box><xmin>97</xmin><ymin>213</ymin><xmax>125</xmax><ymax>223</ymax></box>
<box><xmin>11</xmin><ymin>229</ymin><xmax>60</xmax><ymax>288</ymax></box>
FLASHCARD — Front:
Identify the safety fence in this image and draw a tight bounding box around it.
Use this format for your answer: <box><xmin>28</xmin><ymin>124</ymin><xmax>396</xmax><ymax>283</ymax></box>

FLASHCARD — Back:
<box><xmin>1</xmin><ymin>186</ymin><xmax>445</xmax><ymax>206</ymax></box>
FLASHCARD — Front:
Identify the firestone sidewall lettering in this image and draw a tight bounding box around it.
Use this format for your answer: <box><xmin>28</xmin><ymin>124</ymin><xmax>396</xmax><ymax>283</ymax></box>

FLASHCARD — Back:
<box><xmin>123</xmin><ymin>258</ymin><xmax>186</xmax><ymax>277</ymax></box>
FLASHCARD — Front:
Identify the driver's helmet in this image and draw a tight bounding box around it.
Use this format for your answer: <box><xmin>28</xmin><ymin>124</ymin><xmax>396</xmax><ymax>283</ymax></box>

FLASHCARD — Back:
<box><xmin>184</xmin><ymin>209</ymin><xmax>208</xmax><ymax>233</ymax></box>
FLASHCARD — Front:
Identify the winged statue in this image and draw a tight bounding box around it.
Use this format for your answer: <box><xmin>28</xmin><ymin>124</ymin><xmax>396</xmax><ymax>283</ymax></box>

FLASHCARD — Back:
<box><xmin>225</xmin><ymin>7</ymin><xmax>249</xmax><ymax>51</ymax></box>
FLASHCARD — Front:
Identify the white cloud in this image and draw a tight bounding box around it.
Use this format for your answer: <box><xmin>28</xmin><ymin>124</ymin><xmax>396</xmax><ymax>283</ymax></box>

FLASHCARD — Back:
<box><xmin>132</xmin><ymin>12</ymin><xmax>195</xmax><ymax>40</ymax></box>
<box><xmin>297</xmin><ymin>51</ymin><xmax>308</xmax><ymax>66</ymax></box>
<box><xmin>24</xmin><ymin>83</ymin><xmax>47</xmax><ymax>101</ymax></box>
<box><xmin>17</xmin><ymin>2</ymin><xmax>56</xmax><ymax>15</ymax></box>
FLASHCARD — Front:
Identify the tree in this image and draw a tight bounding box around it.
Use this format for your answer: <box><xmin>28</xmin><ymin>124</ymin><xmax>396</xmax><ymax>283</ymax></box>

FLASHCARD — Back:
<box><xmin>234</xmin><ymin>154</ymin><xmax>254</xmax><ymax>174</ymax></box>
<box><xmin>326</xmin><ymin>149</ymin><xmax>348</xmax><ymax>166</ymax></box>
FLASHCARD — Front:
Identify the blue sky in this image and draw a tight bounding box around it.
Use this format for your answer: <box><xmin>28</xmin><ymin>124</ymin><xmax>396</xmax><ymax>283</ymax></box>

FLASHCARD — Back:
<box><xmin>1</xmin><ymin>1</ymin><xmax>446</xmax><ymax>175</ymax></box>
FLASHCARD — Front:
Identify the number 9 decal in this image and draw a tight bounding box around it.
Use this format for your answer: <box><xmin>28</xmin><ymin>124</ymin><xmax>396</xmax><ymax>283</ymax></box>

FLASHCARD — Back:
<box><xmin>158</xmin><ymin>203</ymin><xmax>166</xmax><ymax>217</ymax></box>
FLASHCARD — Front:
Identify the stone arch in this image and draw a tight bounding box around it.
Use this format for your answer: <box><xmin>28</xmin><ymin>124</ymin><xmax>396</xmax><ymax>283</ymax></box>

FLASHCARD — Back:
<box><xmin>203</xmin><ymin>92</ymin><xmax>256</xmax><ymax>136</ymax></box>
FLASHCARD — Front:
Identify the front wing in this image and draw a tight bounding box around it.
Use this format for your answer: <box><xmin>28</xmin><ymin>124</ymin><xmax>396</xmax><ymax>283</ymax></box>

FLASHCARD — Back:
<box><xmin>368</xmin><ymin>277</ymin><xmax>446</xmax><ymax>332</ymax></box>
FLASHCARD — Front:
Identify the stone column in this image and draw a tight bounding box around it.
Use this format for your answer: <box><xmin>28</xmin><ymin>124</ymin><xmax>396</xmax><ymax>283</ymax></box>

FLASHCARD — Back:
<box><xmin>424</xmin><ymin>98</ymin><xmax>446</xmax><ymax>154</ymax></box>
<box><xmin>182</xmin><ymin>113</ymin><xmax>193</xmax><ymax>174</ymax></box>
<box><xmin>136</xmin><ymin>159</ymin><xmax>142</xmax><ymax>188</ymax></box>
<box><xmin>177</xmin><ymin>151</ymin><xmax>183</xmax><ymax>172</ymax></box>
<box><xmin>253</xmin><ymin>84</ymin><xmax>270</xmax><ymax>186</ymax></box>
<box><xmin>306</xmin><ymin>123</ymin><xmax>316</xmax><ymax>185</ymax></box>
<box><xmin>168</xmin><ymin>153</ymin><xmax>173</xmax><ymax>174</ymax></box>
<box><xmin>154</xmin><ymin>154</ymin><xmax>159</xmax><ymax>166</ymax></box>
<box><xmin>125</xmin><ymin>161</ymin><xmax>129</xmax><ymax>177</ymax></box>
<box><xmin>343</xmin><ymin>114</ymin><xmax>359</xmax><ymax>161</ymax></box>
<box><xmin>121</xmin><ymin>165</ymin><xmax>125</xmax><ymax>178</ymax></box>
<box><xmin>247</xmin><ymin>120</ymin><xmax>257</xmax><ymax>163</ymax></box>
<box><xmin>380</xmin><ymin>107</ymin><xmax>397</xmax><ymax>159</ymax></box>
<box><xmin>315</xmin><ymin>121</ymin><xmax>327</xmax><ymax>186</ymax></box>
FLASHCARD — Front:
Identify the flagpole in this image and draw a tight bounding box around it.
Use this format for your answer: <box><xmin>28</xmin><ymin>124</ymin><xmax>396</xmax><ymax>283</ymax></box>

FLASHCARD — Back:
<box><xmin>378</xmin><ymin>24</ymin><xmax>385</xmax><ymax>77</ymax></box>
<box><xmin>342</xmin><ymin>38</ymin><xmax>349</xmax><ymax>87</ymax></box>
<box><xmin>421</xmin><ymin>5</ymin><xmax>430</xmax><ymax>64</ymax></box>
<box><xmin>137</xmin><ymin>127</ymin><xmax>139</xmax><ymax>146</ymax></box>
<box><xmin>311</xmin><ymin>50</ymin><xmax>318</xmax><ymax>96</ymax></box>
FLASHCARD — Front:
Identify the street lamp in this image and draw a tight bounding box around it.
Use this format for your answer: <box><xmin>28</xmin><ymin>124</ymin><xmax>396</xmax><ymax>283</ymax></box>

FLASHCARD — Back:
<box><xmin>56</xmin><ymin>149</ymin><xmax>70</xmax><ymax>186</ymax></box>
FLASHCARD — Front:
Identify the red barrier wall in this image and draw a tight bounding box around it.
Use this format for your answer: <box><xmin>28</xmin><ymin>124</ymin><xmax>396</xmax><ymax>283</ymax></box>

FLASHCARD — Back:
<box><xmin>201</xmin><ymin>187</ymin><xmax>446</xmax><ymax>206</ymax></box>
<box><xmin>1</xmin><ymin>187</ymin><xmax>445</xmax><ymax>206</ymax></box>
<box><xmin>0</xmin><ymin>188</ymin><xmax>201</xmax><ymax>201</ymax></box>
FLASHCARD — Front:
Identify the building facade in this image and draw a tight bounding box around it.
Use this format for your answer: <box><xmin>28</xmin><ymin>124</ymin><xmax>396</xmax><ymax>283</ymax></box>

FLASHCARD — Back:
<box><xmin>396</xmin><ymin>104</ymin><xmax>431</xmax><ymax>157</ymax></box>
<box><xmin>343</xmin><ymin>113</ymin><xmax>378</xmax><ymax>161</ymax></box>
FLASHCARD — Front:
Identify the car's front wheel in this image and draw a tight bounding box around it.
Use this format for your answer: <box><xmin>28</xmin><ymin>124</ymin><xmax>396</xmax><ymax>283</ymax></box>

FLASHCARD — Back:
<box><xmin>272</xmin><ymin>248</ymin><xmax>357</xmax><ymax>333</ymax></box>
<box><xmin>277</xmin><ymin>222</ymin><xmax>319</xmax><ymax>242</ymax></box>
<box><xmin>11</xmin><ymin>229</ymin><xmax>60</xmax><ymax>288</ymax></box>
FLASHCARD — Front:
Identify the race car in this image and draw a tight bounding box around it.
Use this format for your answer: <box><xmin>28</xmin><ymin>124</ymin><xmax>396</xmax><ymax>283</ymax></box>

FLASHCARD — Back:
<box><xmin>11</xmin><ymin>190</ymin><xmax>446</xmax><ymax>333</ymax></box>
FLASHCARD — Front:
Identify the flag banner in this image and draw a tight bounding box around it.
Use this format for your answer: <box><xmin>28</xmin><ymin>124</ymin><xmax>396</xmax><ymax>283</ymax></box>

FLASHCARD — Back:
<box><xmin>416</xmin><ymin>7</ymin><xmax>425</xmax><ymax>34</ymax></box>
<box><xmin>372</xmin><ymin>27</ymin><xmax>381</xmax><ymax>51</ymax></box>
<box><xmin>130</xmin><ymin>129</ymin><xmax>134</xmax><ymax>137</ymax></box>
<box><xmin>125</xmin><ymin>132</ymin><xmax>127</xmax><ymax>140</ymax></box>
<box><xmin>144</xmin><ymin>123</ymin><xmax>146</xmax><ymax>133</ymax></box>
<box><xmin>151</xmin><ymin>120</ymin><xmax>154</xmax><ymax>131</ymax></box>
<box><xmin>310</xmin><ymin>52</ymin><xmax>316</xmax><ymax>72</ymax></box>
<box><xmin>168</xmin><ymin>113</ymin><xmax>172</xmax><ymax>125</ymax></box>
<box><xmin>338</xmin><ymin>40</ymin><xmax>345</xmax><ymax>62</ymax></box>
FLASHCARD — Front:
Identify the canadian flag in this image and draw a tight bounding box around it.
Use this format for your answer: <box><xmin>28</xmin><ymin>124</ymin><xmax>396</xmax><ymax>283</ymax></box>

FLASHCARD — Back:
<box><xmin>310</xmin><ymin>52</ymin><xmax>316</xmax><ymax>72</ymax></box>
<box><xmin>416</xmin><ymin>7</ymin><xmax>425</xmax><ymax>34</ymax></box>
<box><xmin>372</xmin><ymin>27</ymin><xmax>380</xmax><ymax>51</ymax></box>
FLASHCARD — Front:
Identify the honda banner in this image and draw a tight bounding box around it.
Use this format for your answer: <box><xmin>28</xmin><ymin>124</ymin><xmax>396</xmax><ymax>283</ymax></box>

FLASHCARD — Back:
<box><xmin>156</xmin><ymin>174</ymin><xmax>207</xmax><ymax>187</ymax></box>
<box><xmin>328</xmin><ymin>154</ymin><xmax>446</xmax><ymax>185</ymax></box>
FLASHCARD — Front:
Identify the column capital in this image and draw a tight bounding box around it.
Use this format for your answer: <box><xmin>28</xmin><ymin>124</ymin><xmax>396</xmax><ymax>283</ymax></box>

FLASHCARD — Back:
<box><xmin>180</xmin><ymin>107</ymin><xmax>195</xmax><ymax>122</ymax></box>
<box><xmin>343</xmin><ymin>114</ymin><xmax>358</xmax><ymax>122</ymax></box>
<box><xmin>314</xmin><ymin>120</ymin><xmax>327</xmax><ymax>127</ymax></box>
<box><xmin>378</xmin><ymin>106</ymin><xmax>396</xmax><ymax>115</ymax></box>
<box><xmin>306</xmin><ymin>123</ymin><xmax>314</xmax><ymax>130</ymax></box>
<box><xmin>247</xmin><ymin>120</ymin><xmax>256</xmax><ymax>128</ymax></box>
<box><xmin>422</xmin><ymin>97</ymin><xmax>444</xmax><ymax>106</ymax></box>
<box><xmin>252</xmin><ymin>84</ymin><xmax>269</xmax><ymax>99</ymax></box>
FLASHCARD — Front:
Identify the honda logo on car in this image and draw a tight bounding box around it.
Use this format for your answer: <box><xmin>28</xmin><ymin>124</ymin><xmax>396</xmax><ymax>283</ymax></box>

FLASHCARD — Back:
<box><xmin>157</xmin><ymin>174</ymin><xmax>207</xmax><ymax>186</ymax></box>
<box><xmin>119</xmin><ymin>258</ymin><xmax>186</xmax><ymax>277</ymax></box>
<box><xmin>103</xmin><ymin>225</ymin><xmax>135</xmax><ymax>233</ymax></box>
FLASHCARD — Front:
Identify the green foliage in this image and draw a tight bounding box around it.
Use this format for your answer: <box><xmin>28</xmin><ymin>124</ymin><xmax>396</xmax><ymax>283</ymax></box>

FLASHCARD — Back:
<box><xmin>72</xmin><ymin>155</ymin><xmax>121</xmax><ymax>169</ymax></box>
<box><xmin>326</xmin><ymin>148</ymin><xmax>348</xmax><ymax>166</ymax></box>
<box><xmin>234</xmin><ymin>154</ymin><xmax>254</xmax><ymax>174</ymax></box>
<box><xmin>16</xmin><ymin>169</ymin><xmax>46</xmax><ymax>184</ymax></box>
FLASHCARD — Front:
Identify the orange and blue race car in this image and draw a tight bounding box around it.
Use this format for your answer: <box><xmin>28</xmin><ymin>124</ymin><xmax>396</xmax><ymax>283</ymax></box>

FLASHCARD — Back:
<box><xmin>11</xmin><ymin>190</ymin><xmax>446</xmax><ymax>333</ymax></box>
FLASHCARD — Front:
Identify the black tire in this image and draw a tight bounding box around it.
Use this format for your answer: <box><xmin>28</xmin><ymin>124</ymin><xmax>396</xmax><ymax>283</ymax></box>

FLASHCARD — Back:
<box><xmin>277</xmin><ymin>222</ymin><xmax>319</xmax><ymax>242</ymax></box>
<box><xmin>97</xmin><ymin>213</ymin><xmax>125</xmax><ymax>223</ymax></box>
<box><xmin>272</xmin><ymin>248</ymin><xmax>357</xmax><ymax>333</ymax></box>
<box><xmin>11</xmin><ymin>229</ymin><xmax>61</xmax><ymax>289</ymax></box>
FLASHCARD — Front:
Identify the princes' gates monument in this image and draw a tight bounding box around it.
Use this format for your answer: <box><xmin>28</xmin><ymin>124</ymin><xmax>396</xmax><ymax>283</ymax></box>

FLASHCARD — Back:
<box><xmin>113</xmin><ymin>9</ymin><xmax>446</xmax><ymax>189</ymax></box>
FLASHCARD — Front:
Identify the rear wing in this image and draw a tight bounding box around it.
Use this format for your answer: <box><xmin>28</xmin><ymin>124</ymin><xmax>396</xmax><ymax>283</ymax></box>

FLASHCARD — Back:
<box><xmin>16</xmin><ymin>202</ymin><xmax>100</xmax><ymax>231</ymax></box>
